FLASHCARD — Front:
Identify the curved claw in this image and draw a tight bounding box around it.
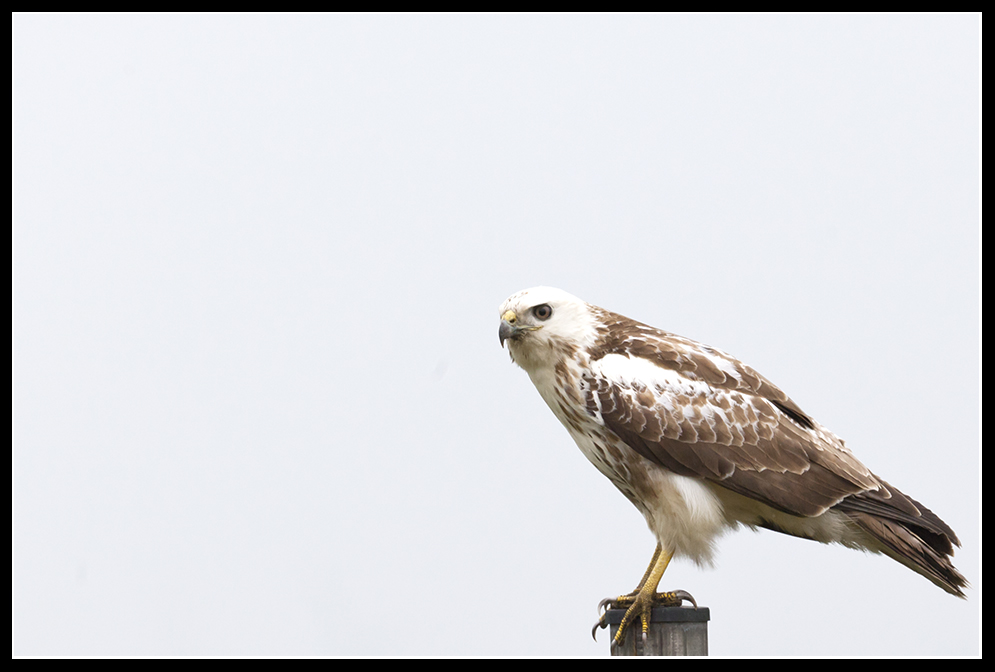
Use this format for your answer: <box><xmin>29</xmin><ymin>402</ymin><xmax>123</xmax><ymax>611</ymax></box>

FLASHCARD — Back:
<box><xmin>592</xmin><ymin>595</ymin><xmax>619</xmax><ymax>640</ymax></box>
<box><xmin>596</xmin><ymin>590</ymin><xmax>699</xmax><ymax>649</ymax></box>
<box><xmin>594</xmin><ymin>590</ymin><xmax>698</xmax><ymax>648</ymax></box>
<box><xmin>668</xmin><ymin>589</ymin><xmax>698</xmax><ymax>609</ymax></box>
<box><xmin>591</xmin><ymin>610</ymin><xmax>610</xmax><ymax>641</ymax></box>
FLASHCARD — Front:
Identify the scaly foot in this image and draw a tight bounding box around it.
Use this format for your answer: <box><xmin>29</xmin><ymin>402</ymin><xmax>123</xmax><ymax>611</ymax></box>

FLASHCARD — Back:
<box><xmin>591</xmin><ymin>590</ymin><xmax>697</xmax><ymax>647</ymax></box>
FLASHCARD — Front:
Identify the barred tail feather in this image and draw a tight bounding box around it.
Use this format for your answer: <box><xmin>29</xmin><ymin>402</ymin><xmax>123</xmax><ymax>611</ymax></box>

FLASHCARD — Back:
<box><xmin>847</xmin><ymin>511</ymin><xmax>967</xmax><ymax>598</ymax></box>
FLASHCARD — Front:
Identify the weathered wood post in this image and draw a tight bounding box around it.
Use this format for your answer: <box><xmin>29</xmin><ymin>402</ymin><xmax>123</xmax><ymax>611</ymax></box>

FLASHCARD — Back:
<box><xmin>605</xmin><ymin>605</ymin><xmax>710</xmax><ymax>656</ymax></box>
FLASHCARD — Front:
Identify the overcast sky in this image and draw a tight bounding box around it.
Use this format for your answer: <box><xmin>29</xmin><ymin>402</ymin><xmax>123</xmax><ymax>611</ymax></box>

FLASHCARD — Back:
<box><xmin>13</xmin><ymin>13</ymin><xmax>979</xmax><ymax>656</ymax></box>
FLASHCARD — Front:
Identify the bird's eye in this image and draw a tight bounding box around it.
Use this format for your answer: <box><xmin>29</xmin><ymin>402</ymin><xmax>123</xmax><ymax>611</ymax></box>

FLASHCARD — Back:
<box><xmin>533</xmin><ymin>304</ymin><xmax>553</xmax><ymax>320</ymax></box>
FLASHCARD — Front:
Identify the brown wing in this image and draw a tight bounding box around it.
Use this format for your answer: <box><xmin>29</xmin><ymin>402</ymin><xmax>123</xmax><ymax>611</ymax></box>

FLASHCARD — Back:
<box><xmin>584</xmin><ymin>308</ymin><xmax>966</xmax><ymax>595</ymax></box>
<box><xmin>583</xmin><ymin>368</ymin><xmax>882</xmax><ymax>518</ymax></box>
<box><xmin>585</xmin><ymin>309</ymin><xmax>882</xmax><ymax>517</ymax></box>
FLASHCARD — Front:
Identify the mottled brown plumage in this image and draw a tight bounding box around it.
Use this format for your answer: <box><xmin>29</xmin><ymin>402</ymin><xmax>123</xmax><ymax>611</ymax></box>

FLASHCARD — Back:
<box><xmin>499</xmin><ymin>287</ymin><xmax>967</xmax><ymax>615</ymax></box>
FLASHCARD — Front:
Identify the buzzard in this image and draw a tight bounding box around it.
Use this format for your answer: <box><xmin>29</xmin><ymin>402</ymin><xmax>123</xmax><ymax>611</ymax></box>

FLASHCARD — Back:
<box><xmin>498</xmin><ymin>287</ymin><xmax>966</xmax><ymax>647</ymax></box>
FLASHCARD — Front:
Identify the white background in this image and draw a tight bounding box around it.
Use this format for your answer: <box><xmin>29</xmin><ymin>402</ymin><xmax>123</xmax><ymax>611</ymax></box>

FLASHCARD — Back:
<box><xmin>14</xmin><ymin>14</ymin><xmax>979</xmax><ymax>656</ymax></box>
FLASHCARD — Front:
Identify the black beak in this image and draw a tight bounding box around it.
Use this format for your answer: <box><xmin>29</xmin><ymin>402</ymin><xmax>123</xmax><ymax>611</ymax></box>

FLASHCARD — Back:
<box><xmin>499</xmin><ymin>320</ymin><xmax>516</xmax><ymax>346</ymax></box>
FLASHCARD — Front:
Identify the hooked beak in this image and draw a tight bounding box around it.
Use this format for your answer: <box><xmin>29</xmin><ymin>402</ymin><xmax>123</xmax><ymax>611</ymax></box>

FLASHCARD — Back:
<box><xmin>499</xmin><ymin>310</ymin><xmax>540</xmax><ymax>346</ymax></box>
<box><xmin>499</xmin><ymin>320</ymin><xmax>516</xmax><ymax>346</ymax></box>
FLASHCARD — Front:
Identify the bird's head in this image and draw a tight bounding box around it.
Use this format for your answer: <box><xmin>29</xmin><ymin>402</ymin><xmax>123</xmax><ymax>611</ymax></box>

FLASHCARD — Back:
<box><xmin>498</xmin><ymin>287</ymin><xmax>599</xmax><ymax>371</ymax></box>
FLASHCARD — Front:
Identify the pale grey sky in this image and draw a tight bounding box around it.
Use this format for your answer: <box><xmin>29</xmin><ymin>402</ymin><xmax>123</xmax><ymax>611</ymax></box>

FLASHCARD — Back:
<box><xmin>14</xmin><ymin>13</ymin><xmax>979</xmax><ymax>656</ymax></box>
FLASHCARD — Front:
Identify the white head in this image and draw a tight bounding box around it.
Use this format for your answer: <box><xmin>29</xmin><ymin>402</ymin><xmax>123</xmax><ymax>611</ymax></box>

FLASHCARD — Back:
<box><xmin>498</xmin><ymin>287</ymin><xmax>599</xmax><ymax>371</ymax></box>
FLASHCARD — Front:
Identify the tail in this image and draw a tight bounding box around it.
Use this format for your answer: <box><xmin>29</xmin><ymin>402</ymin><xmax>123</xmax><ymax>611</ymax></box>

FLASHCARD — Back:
<box><xmin>835</xmin><ymin>478</ymin><xmax>967</xmax><ymax>597</ymax></box>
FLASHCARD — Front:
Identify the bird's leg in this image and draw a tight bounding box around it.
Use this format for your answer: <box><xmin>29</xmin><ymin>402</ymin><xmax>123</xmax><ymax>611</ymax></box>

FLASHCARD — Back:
<box><xmin>592</xmin><ymin>544</ymin><xmax>697</xmax><ymax>647</ymax></box>
<box><xmin>613</xmin><ymin>544</ymin><xmax>672</xmax><ymax>647</ymax></box>
<box><xmin>595</xmin><ymin>542</ymin><xmax>662</xmax><ymax>621</ymax></box>
<box><xmin>593</xmin><ymin>544</ymin><xmax>662</xmax><ymax>640</ymax></box>
<box><xmin>631</xmin><ymin>542</ymin><xmax>663</xmax><ymax>595</ymax></box>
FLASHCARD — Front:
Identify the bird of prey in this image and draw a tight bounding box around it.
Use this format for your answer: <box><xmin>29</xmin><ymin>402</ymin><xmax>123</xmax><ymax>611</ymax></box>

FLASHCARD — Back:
<box><xmin>498</xmin><ymin>287</ymin><xmax>966</xmax><ymax>647</ymax></box>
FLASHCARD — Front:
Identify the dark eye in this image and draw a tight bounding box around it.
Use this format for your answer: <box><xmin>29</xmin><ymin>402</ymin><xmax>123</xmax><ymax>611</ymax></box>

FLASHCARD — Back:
<box><xmin>533</xmin><ymin>304</ymin><xmax>553</xmax><ymax>320</ymax></box>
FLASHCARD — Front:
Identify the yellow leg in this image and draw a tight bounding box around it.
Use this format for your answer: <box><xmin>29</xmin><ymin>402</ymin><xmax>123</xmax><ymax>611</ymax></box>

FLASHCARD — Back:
<box><xmin>611</xmin><ymin>545</ymin><xmax>674</xmax><ymax>647</ymax></box>
<box><xmin>630</xmin><ymin>543</ymin><xmax>662</xmax><ymax>594</ymax></box>
<box><xmin>595</xmin><ymin>543</ymin><xmax>662</xmax><ymax>626</ymax></box>
<box><xmin>592</xmin><ymin>543</ymin><xmax>698</xmax><ymax>647</ymax></box>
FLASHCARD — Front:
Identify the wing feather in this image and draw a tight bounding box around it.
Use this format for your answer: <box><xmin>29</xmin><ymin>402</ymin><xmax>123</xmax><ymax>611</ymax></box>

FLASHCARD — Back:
<box><xmin>587</xmin><ymin>309</ymin><xmax>881</xmax><ymax>518</ymax></box>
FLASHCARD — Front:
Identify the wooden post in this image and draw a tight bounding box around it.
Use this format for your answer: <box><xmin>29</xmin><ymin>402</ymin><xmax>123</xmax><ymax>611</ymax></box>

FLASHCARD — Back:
<box><xmin>605</xmin><ymin>605</ymin><xmax>709</xmax><ymax>656</ymax></box>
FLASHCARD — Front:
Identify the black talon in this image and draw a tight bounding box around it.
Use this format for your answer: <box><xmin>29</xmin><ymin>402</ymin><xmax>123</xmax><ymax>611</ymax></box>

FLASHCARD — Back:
<box><xmin>669</xmin><ymin>589</ymin><xmax>698</xmax><ymax>608</ymax></box>
<box><xmin>591</xmin><ymin>607</ymin><xmax>610</xmax><ymax>641</ymax></box>
<box><xmin>594</xmin><ymin>589</ymin><xmax>698</xmax><ymax>649</ymax></box>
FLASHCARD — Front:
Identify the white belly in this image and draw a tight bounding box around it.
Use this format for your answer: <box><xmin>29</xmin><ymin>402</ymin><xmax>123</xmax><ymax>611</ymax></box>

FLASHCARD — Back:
<box><xmin>564</xmin><ymin>423</ymin><xmax>732</xmax><ymax>565</ymax></box>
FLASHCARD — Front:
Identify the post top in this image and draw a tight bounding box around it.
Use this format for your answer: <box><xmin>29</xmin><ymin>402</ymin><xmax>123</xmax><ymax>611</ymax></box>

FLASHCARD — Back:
<box><xmin>603</xmin><ymin>605</ymin><xmax>710</xmax><ymax>624</ymax></box>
